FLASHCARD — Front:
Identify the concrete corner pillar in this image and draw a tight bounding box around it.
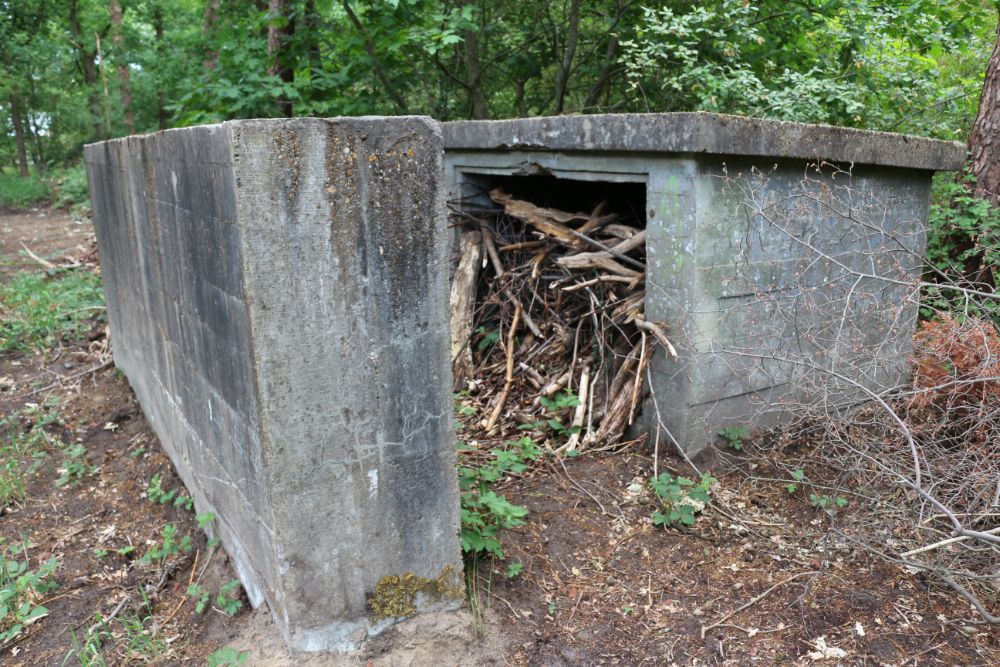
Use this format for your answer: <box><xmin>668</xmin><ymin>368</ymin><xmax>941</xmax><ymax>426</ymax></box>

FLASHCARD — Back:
<box><xmin>85</xmin><ymin>117</ymin><xmax>463</xmax><ymax>653</ymax></box>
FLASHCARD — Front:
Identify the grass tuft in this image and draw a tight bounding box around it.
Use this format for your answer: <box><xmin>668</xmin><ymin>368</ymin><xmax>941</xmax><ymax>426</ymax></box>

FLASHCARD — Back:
<box><xmin>0</xmin><ymin>270</ymin><xmax>104</xmax><ymax>353</ymax></box>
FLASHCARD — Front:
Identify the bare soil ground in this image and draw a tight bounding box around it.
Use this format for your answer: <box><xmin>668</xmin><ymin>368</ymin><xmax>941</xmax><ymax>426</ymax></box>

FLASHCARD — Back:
<box><xmin>1</xmin><ymin>208</ymin><xmax>998</xmax><ymax>665</ymax></box>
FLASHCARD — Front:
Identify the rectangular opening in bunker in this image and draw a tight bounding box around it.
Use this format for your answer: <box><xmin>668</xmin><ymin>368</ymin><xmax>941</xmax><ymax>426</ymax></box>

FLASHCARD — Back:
<box><xmin>450</xmin><ymin>173</ymin><xmax>657</xmax><ymax>450</ymax></box>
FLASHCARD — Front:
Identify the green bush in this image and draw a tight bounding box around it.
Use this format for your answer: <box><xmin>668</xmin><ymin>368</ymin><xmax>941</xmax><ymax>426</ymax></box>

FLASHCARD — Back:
<box><xmin>0</xmin><ymin>171</ymin><xmax>51</xmax><ymax>209</ymax></box>
<box><xmin>0</xmin><ymin>270</ymin><xmax>105</xmax><ymax>353</ymax></box>
<box><xmin>53</xmin><ymin>165</ymin><xmax>91</xmax><ymax>216</ymax></box>
<box><xmin>924</xmin><ymin>172</ymin><xmax>1000</xmax><ymax>320</ymax></box>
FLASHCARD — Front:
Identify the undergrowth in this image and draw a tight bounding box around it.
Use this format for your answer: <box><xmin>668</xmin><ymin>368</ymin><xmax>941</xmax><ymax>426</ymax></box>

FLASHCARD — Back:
<box><xmin>0</xmin><ymin>270</ymin><xmax>104</xmax><ymax>353</ymax></box>
<box><xmin>0</xmin><ymin>400</ymin><xmax>62</xmax><ymax>507</ymax></box>
<box><xmin>0</xmin><ymin>541</ymin><xmax>60</xmax><ymax>644</ymax></box>
<box><xmin>0</xmin><ymin>171</ymin><xmax>50</xmax><ymax>209</ymax></box>
<box><xmin>457</xmin><ymin>436</ymin><xmax>538</xmax><ymax>559</ymax></box>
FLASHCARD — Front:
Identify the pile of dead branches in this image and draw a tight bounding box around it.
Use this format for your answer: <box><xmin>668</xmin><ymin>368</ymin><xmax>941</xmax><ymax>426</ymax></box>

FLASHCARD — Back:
<box><xmin>450</xmin><ymin>188</ymin><xmax>674</xmax><ymax>453</ymax></box>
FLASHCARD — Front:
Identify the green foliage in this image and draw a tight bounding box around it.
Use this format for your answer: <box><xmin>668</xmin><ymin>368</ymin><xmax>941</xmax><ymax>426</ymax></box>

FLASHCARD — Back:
<box><xmin>186</xmin><ymin>583</ymin><xmax>211</xmax><ymax>614</ymax></box>
<box><xmin>474</xmin><ymin>326</ymin><xmax>499</xmax><ymax>351</ymax></box>
<box><xmin>786</xmin><ymin>469</ymin><xmax>806</xmax><ymax>494</ymax></box>
<box><xmin>145</xmin><ymin>473</ymin><xmax>175</xmax><ymax>505</ymax></box>
<box><xmin>5</xmin><ymin>0</ymin><xmax>991</xmax><ymax>176</ymax></box>
<box><xmin>66</xmin><ymin>620</ymin><xmax>110</xmax><ymax>667</ymax></box>
<box><xmin>809</xmin><ymin>493</ymin><xmax>849</xmax><ymax>510</ymax></box>
<box><xmin>1</xmin><ymin>400</ymin><xmax>59</xmax><ymax>507</ymax></box>
<box><xmin>0</xmin><ymin>542</ymin><xmax>59</xmax><ymax>644</ymax></box>
<box><xmin>215</xmin><ymin>580</ymin><xmax>244</xmax><ymax>617</ymax></box>
<box><xmin>55</xmin><ymin>443</ymin><xmax>93</xmax><ymax>487</ymax></box>
<box><xmin>718</xmin><ymin>426</ymin><xmax>749</xmax><ymax>450</ymax></box>
<box><xmin>139</xmin><ymin>524</ymin><xmax>192</xmax><ymax>565</ymax></box>
<box><xmin>145</xmin><ymin>472</ymin><xmax>193</xmax><ymax>510</ymax></box>
<box><xmin>539</xmin><ymin>390</ymin><xmax>581</xmax><ymax>413</ymax></box>
<box><xmin>925</xmin><ymin>172</ymin><xmax>1000</xmax><ymax>320</ymax></box>
<box><xmin>649</xmin><ymin>473</ymin><xmax>716</xmax><ymax>527</ymax></box>
<box><xmin>185</xmin><ymin>579</ymin><xmax>242</xmax><ymax>616</ymax></box>
<box><xmin>52</xmin><ymin>165</ymin><xmax>91</xmax><ymax>216</ymax></box>
<box><xmin>0</xmin><ymin>270</ymin><xmax>105</xmax><ymax>353</ymax></box>
<box><xmin>0</xmin><ymin>171</ymin><xmax>50</xmax><ymax>208</ymax></box>
<box><xmin>206</xmin><ymin>647</ymin><xmax>249</xmax><ymax>667</ymax></box>
<box><xmin>620</xmin><ymin>0</ymin><xmax>992</xmax><ymax>139</ymax></box>
<box><xmin>458</xmin><ymin>437</ymin><xmax>538</xmax><ymax>558</ymax></box>
<box><xmin>505</xmin><ymin>562</ymin><xmax>523</xmax><ymax>578</ymax></box>
<box><xmin>116</xmin><ymin>598</ymin><xmax>167</xmax><ymax>662</ymax></box>
<box><xmin>521</xmin><ymin>390</ymin><xmax>582</xmax><ymax>436</ymax></box>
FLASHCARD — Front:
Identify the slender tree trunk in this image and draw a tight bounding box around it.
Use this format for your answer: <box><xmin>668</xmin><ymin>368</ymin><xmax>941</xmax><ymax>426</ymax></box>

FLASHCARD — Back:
<box><xmin>267</xmin><ymin>0</ymin><xmax>295</xmax><ymax>116</ymax></box>
<box><xmin>96</xmin><ymin>33</ymin><xmax>113</xmax><ymax>136</ymax></box>
<box><xmin>69</xmin><ymin>0</ymin><xmax>105</xmax><ymax>139</ymax></box>
<box><xmin>202</xmin><ymin>0</ymin><xmax>220</xmax><ymax>70</ymax></box>
<box><xmin>583</xmin><ymin>36</ymin><xmax>620</xmax><ymax>112</ymax></box>
<box><xmin>342</xmin><ymin>1</ymin><xmax>408</xmax><ymax>113</ymax></box>
<box><xmin>462</xmin><ymin>2</ymin><xmax>489</xmax><ymax>119</ymax></box>
<box><xmin>154</xmin><ymin>4</ymin><xmax>168</xmax><ymax>129</ymax></box>
<box><xmin>969</xmin><ymin>17</ymin><xmax>1000</xmax><ymax>206</ymax></box>
<box><xmin>553</xmin><ymin>0</ymin><xmax>582</xmax><ymax>114</ymax></box>
<box><xmin>9</xmin><ymin>92</ymin><xmax>30</xmax><ymax>177</ymax></box>
<box><xmin>110</xmin><ymin>0</ymin><xmax>134</xmax><ymax>134</ymax></box>
<box><xmin>27</xmin><ymin>76</ymin><xmax>45</xmax><ymax>173</ymax></box>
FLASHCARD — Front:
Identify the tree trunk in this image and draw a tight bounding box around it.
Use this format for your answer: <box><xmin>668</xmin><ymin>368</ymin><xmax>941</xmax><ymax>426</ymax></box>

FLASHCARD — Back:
<box><xmin>342</xmin><ymin>1</ymin><xmax>408</xmax><ymax>113</ymax></box>
<box><xmin>69</xmin><ymin>0</ymin><xmax>105</xmax><ymax>139</ymax></box>
<box><xmin>553</xmin><ymin>0</ymin><xmax>582</xmax><ymax>114</ymax></box>
<box><xmin>202</xmin><ymin>0</ymin><xmax>221</xmax><ymax>70</ymax></box>
<box><xmin>27</xmin><ymin>76</ymin><xmax>46</xmax><ymax>173</ymax></box>
<box><xmin>110</xmin><ymin>0</ymin><xmax>134</xmax><ymax>134</ymax></box>
<box><xmin>9</xmin><ymin>92</ymin><xmax>30</xmax><ymax>177</ymax></box>
<box><xmin>154</xmin><ymin>4</ymin><xmax>169</xmax><ymax>129</ymax></box>
<box><xmin>462</xmin><ymin>2</ymin><xmax>489</xmax><ymax>119</ymax></box>
<box><xmin>267</xmin><ymin>0</ymin><xmax>295</xmax><ymax>116</ymax></box>
<box><xmin>969</xmin><ymin>17</ymin><xmax>1000</xmax><ymax>206</ymax></box>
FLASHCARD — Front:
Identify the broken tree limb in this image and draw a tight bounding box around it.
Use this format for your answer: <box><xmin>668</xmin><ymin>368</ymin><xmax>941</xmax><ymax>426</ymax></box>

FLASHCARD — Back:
<box><xmin>20</xmin><ymin>242</ymin><xmax>57</xmax><ymax>269</ymax></box>
<box><xmin>450</xmin><ymin>229</ymin><xmax>482</xmax><ymax>389</ymax></box>
<box><xmin>634</xmin><ymin>314</ymin><xmax>678</xmax><ymax>359</ymax></box>
<box><xmin>561</xmin><ymin>364</ymin><xmax>590</xmax><ymax>453</ymax></box>
<box><xmin>485</xmin><ymin>301</ymin><xmax>522</xmax><ymax>432</ymax></box>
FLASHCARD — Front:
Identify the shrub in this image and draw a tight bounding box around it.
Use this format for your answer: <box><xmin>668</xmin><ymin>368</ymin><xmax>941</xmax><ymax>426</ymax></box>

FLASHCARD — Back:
<box><xmin>0</xmin><ymin>171</ymin><xmax>51</xmax><ymax>209</ymax></box>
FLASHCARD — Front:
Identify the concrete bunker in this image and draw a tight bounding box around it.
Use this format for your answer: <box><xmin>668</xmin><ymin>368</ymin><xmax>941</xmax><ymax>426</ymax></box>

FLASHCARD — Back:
<box><xmin>83</xmin><ymin>112</ymin><xmax>966</xmax><ymax>656</ymax></box>
<box><xmin>443</xmin><ymin>113</ymin><xmax>967</xmax><ymax>455</ymax></box>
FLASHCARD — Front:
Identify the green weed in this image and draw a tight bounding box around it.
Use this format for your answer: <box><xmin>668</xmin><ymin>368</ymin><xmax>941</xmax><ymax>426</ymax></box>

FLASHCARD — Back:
<box><xmin>139</xmin><ymin>524</ymin><xmax>192</xmax><ymax>565</ymax></box>
<box><xmin>785</xmin><ymin>468</ymin><xmax>805</xmax><ymax>494</ymax></box>
<box><xmin>0</xmin><ymin>401</ymin><xmax>60</xmax><ymax>506</ymax></box>
<box><xmin>0</xmin><ymin>541</ymin><xmax>60</xmax><ymax>644</ymax></box>
<box><xmin>55</xmin><ymin>443</ymin><xmax>93</xmax><ymax>487</ymax></box>
<box><xmin>215</xmin><ymin>580</ymin><xmax>244</xmax><ymax>616</ymax></box>
<box><xmin>519</xmin><ymin>390</ymin><xmax>582</xmax><ymax>436</ymax></box>
<box><xmin>206</xmin><ymin>647</ymin><xmax>249</xmax><ymax>666</ymax></box>
<box><xmin>718</xmin><ymin>426</ymin><xmax>749</xmax><ymax>450</ymax></box>
<box><xmin>64</xmin><ymin>613</ymin><xmax>111</xmax><ymax>666</ymax></box>
<box><xmin>145</xmin><ymin>472</ymin><xmax>194</xmax><ymax>510</ymax></box>
<box><xmin>117</xmin><ymin>596</ymin><xmax>167</xmax><ymax>662</ymax></box>
<box><xmin>649</xmin><ymin>472</ymin><xmax>717</xmax><ymax>527</ymax></box>
<box><xmin>809</xmin><ymin>493</ymin><xmax>849</xmax><ymax>511</ymax></box>
<box><xmin>0</xmin><ymin>270</ymin><xmax>105</xmax><ymax>353</ymax></box>
<box><xmin>457</xmin><ymin>437</ymin><xmax>538</xmax><ymax>559</ymax></box>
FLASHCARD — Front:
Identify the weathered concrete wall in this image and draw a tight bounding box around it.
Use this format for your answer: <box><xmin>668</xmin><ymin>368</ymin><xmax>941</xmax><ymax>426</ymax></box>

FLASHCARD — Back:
<box><xmin>85</xmin><ymin>117</ymin><xmax>462</xmax><ymax>653</ymax></box>
<box><xmin>444</xmin><ymin>113</ymin><xmax>964</xmax><ymax>455</ymax></box>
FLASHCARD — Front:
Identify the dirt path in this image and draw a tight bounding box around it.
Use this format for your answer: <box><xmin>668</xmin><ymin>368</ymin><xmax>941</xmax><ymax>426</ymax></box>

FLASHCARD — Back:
<box><xmin>0</xmin><ymin>207</ymin><xmax>93</xmax><ymax>279</ymax></box>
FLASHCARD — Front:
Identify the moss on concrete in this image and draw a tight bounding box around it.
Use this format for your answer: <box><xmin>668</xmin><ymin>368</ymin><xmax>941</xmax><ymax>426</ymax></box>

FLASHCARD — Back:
<box><xmin>368</xmin><ymin>565</ymin><xmax>463</xmax><ymax>622</ymax></box>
